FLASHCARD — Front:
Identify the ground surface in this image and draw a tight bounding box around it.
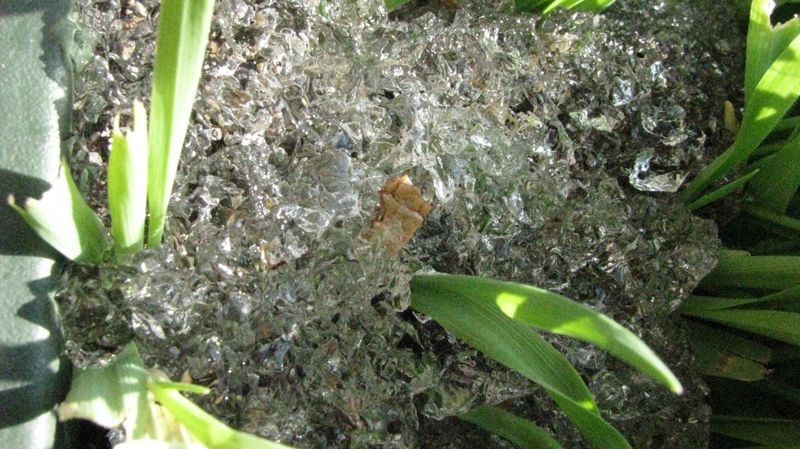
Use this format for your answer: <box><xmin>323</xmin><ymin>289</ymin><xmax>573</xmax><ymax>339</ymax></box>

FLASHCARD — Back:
<box><xmin>61</xmin><ymin>1</ymin><xmax>743</xmax><ymax>447</ymax></box>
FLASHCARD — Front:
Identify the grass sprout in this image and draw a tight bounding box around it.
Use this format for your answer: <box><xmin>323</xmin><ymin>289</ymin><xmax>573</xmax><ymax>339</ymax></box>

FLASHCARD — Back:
<box><xmin>680</xmin><ymin>0</ymin><xmax>800</xmax><ymax>204</ymax></box>
<box><xmin>109</xmin><ymin>100</ymin><xmax>148</xmax><ymax>261</ymax></box>
<box><xmin>58</xmin><ymin>343</ymin><xmax>294</xmax><ymax>449</ymax></box>
<box><xmin>7</xmin><ymin>160</ymin><xmax>108</xmax><ymax>263</ymax></box>
<box><xmin>147</xmin><ymin>0</ymin><xmax>216</xmax><ymax>247</ymax></box>
<box><xmin>10</xmin><ymin>0</ymin><xmax>215</xmax><ymax>263</ymax></box>
<box><xmin>411</xmin><ymin>274</ymin><xmax>684</xmax><ymax>448</ymax></box>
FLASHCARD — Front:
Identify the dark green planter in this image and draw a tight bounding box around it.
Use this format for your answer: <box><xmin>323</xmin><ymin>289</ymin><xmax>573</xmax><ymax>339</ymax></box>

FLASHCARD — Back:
<box><xmin>0</xmin><ymin>1</ymin><xmax>75</xmax><ymax>448</ymax></box>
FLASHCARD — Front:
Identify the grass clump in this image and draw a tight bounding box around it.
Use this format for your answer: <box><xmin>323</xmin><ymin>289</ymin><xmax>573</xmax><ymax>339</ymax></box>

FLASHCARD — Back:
<box><xmin>9</xmin><ymin>0</ymin><xmax>215</xmax><ymax>264</ymax></box>
<box><xmin>680</xmin><ymin>0</ymin><xmax>800</xmax><ymax>447</ymax></box>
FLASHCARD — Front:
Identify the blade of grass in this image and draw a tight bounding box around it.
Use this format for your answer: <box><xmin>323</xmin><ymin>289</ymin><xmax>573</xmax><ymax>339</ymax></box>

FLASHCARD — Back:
<box><xmin>699</xmin><ymin>250</ymin><xmax>800</xmax><ymax>290</ymax></box>
<box><xmin>712</xmin><ymin>416</ymin><xmax>800</xmax><ymax>446</ymax></box>
<box><xmin>686</xmin><ymin>321</ymin><xmax>771</xmax><ymax>381</ymax></box>
<box><xmin>746</xmin><ymin>204</ymin><xmax>800</xmax><ymax>232</ymax></box>
<box><xmin>109</xmin><ymin>100</ymin><xmax>148</xmax><ymax>261</ymax></box>
<box><xmin>147</xmin><ymin>0</ymin><xmax>215</xmax><ymax>247</ymax></box>
<box><xmin>687</xmin><ymin>321</ymin><xmax>773</xmax><ymax>364</ymax></box>
<box><xmin>148</xmin><ymin>375</ymin><xmax>295</xmax><ymax>449</ymax></box>
<box><xmin>684</xmin><ymin>308</ymin><xmax>800</xmax><ymax>346</ymax></box>
<box><xmin>748</xmin><ymin>128</ymin><xmax>800</xmax><ymax>212</ymax></box>
<box><xmin>681</xmin><ymin>33</ymin><xmax>800</xmax><ymax>203</ymax></box>
<box><xmin>680</xmin><ymin>285</ymin><xmax>800</xmax><ymax>312</ymax></box>
<box><xmin>414</xmin><ymin>274</ymin><xmax>683</xmax><ymax>394</ymax></box>
<box><xmin>461</xmin><ymin>405</ymin><xmax>563</xmax><ymax>449</ymax></box>
<box><xmin>687</xmin><ymin>169</ymin><xmax>760</xmax><ymax>210</ymax></box>
<box><xmin>571</xmin><ymin>0</ymin><xmax>616</xmax><ymax>12</ymax></box>
<box><xmin>410</xmin><ymin>275</ymin><xmax>633</xmax><ymax>449</ymax></box>
<box><xmin>384</xmin><ymin>0</ymin><xmax>412</xmax><ymax>10</ymax></box>
<box><xmin>8</xmin><ymin>160</ymin><xmax>107</xmax><ymax>263</ymax></box>
<box><xmin>744</xmin><ymin>0</ymin><xmax>800</xmax><ymax>107</ymax></box>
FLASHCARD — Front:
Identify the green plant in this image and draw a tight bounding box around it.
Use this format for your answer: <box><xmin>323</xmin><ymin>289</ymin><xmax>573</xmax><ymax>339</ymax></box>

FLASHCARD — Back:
<box><xmin>59</xmin><ymin>343</ymin><xmax>294</xmax><ymax>449</ymax></box>
<box><xmin>411</xmin><ymin>274</ymin><xmax>682</xmax><ymax>449</ymax></box>
<box><xmin>8</xmin><ymin>0</ymin><xmax>215</xmax><ymax>264</ymax></box>
<box><xmin>383</xmin><ymin>0</ymin><xmax>616</xmax><ymax>15</ymax></box>
<box><xmin>679</xmin><ymin>0</ymin><xmax>800</xmax><ymax>447</ymax></box>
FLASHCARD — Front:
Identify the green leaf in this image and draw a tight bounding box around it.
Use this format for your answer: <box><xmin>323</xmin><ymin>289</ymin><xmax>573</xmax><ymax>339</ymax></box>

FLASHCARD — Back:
<box><xmin>712</xmin><ymin>416</ymin><xmax>800</xmax><ymax>446</ymax></box>
<box><xmin>681</xmin><ymin>32</ymin><xmax>800</xmax><ymax>203</ymax></box>
<box><xmin>748</xmin><ymin>127</ymin><xmax>800</xmax><ymax>213</ymax></box>
<box><xmin>412</xmin><ymin>274</ymin><xmax>636</xmax><ymax>449</ymax></box>
<box><xmin>148</xmin><ymin>374</ymin><xmax>294</xmax><ymax>449</ymax></box>
<box><xmin>514</xmin><ymin>0</ymin><xmax>615</xmax><ymax>14</ymax></box>
<box><xmin>147</xmin><ymin>0</ymin><xmax>216</xmax><ymax>247</ymax></box>
<box><xmin>744</xmin><ymin>0</ymin><xmax>800</xmax><ymax>107</ymax></box>
<box><xmin>384</xmin><ymin>0</ymin><xmax>412</xmax><ymax>10</ymax></box>
<box><xmin>8</xmin><ymin>160</ymin><xmax>107</xmax><ymax>263</ymax></box>
<box><xmin>109</xmin><ymin>100</ymin><xmax>148</xmax><ymax>261</ymax></box>
<box><xmin>680</xmin><ymin>285</ymin><xmax>800</xmax><ymax>312</ymax></box>
<box><xmin>746</xmin><ymin>203</ymin><xmax>800</xmax><ymax>232</ymax></box>
<box><xmin>699</xmin><ymin>250</ymin><xmax>800</xmax><ymax>290</ymax></box>
<box><xmin>684</xmin><ymin>308</ymin><xmax>800</xmax><ymax>347</ymax></box>
<box><xmin>414</xmin><ymin>275</ymin><xmax>682</xmax><ymax>393</ymax></box>
<box><xmin>461</xmin><ymin>405</ymin><xmax>563</xmax><ymax>449</ymax></box>
<box><xmin>685</xmin><ymin>321</ymin><xmax>771</xmax><ymax>381</ymax></box>
<box><xmin>57</xmin><ymin>343</ymin><xmax>151</xmax><ymax>439</ymax></box>
<box><xmin>687</xmin><ymin>168</ymin><xmax>760</xmax><ymax>210</ymax></box>
<box><xmin>570</xmin><ymin>0</ymin><xmax>616</xmax><ymax>12</ymax></box>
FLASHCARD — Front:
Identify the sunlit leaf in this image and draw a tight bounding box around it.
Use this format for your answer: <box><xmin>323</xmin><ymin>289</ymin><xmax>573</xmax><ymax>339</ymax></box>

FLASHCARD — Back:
<box><xmin>109</xmin><ymin>100</ymin><xmax>148</xmax><ymax>261</ymax></box>
<box><xmin>57</xmin><ymin>343</ymin><xmax>151</xmax><ymax>439</ymax></box>
<box><xmin>8</xmin><ymin>160</ymin><xmax>107</xmax><ymax>263</ymax></box>
<box><xmin>147</xmin><ymin>0</ymin><xmax>216</xmax><ymax>247</ymax></box>
<box><xmin>414</xmin><ymin>274</ymin><xmax>682</xmax><ymax>394</ymax></box>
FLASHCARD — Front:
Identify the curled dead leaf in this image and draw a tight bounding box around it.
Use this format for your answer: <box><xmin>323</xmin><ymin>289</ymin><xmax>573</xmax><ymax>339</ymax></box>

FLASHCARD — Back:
<box><xmin>364</xmin><ymin>175</ymin><xmax>432</xmax><ymax>256</ymax></box>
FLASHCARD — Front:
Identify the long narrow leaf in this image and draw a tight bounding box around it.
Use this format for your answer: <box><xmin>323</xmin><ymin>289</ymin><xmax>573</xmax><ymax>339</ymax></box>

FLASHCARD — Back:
<box><xmin>685</xmin><ymin>308</ymin><xmax>800</xmax><ymax>346</ymax></box>
<box><xmin>414</xmin><ymin>275</ymin><xmax>682</xmax><ymax>394</ymax></box>
<box><xmin>147</xmin><ymin>0</ymin><xmax>215</xmax><ymax>247</ymax></box>
<box><xmin>461</xmin><ymin>405</ymin><xmax>563</xmax><ymax>449</ymax></box>
<box><xmin>699</xmin><ymin>250</ymin><xmax>800</xmax><ymax>290</ymax></box>
<box><xmin>681</xmin><ymin>33</ymin><xmax>800</xmax><ymax>202</ymax></box>
<box><xmin>410</xmin><ymin>275</ymin><xmax>633</xmax><ymax>449</ymax></box>
<box><xmin>384</xmin><ymin>0</ymin><xmax>412</xmax><ymax>10</ymax></box>
<box><xmin>680</xmin><ymin>285</ymin><xmax>800</xmax><ymax>312</ymax></box>
<box><xmin>109</xmin><ymin>100</ymin><xmax>148</xmax><ymax>260</ymax></box>
<box><xmin>148</xmin><ymin>375</ymin><xmax>294</xmax><ymax>449</ymax></box>
<box><xmin>748</xmin><ymin>127</ymin><xmax>800</xmax><ymax>212</ymax></box>
<box><xmin>8</xmin><ymin>160</ymin><xmax>107</xmax><ymax>263</ymax></box>
<box><xmin>712</xmin><ymin>416</ymin><xmax>800</xmax><ymax>446</ymax></box>
<box><xmin>686</xmin><ymin>321</ymin><xmax>771</xmax><ymax>381</ymax></box>
<box><xmin>747</xmin><ymin>204</ymin><xmax>800</xmax><ymax>232</ymax></box>
<box><xmin>744</xmin><ymin>0</ymin><xmax>800</xmax><ymax>107</ymax></box>
<box><xmin>687</xmin><ymin>168</ymin><xmax>760</xmax><ymax>210</ymax></box>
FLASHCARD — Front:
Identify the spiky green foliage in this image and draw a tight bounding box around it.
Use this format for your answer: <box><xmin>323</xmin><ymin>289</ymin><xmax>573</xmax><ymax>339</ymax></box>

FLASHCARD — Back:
<box><xmin>411</xmin><ymin>274</ymin><xmax>683</xmax><ymax>449</ymax></box>
<box><xmin>11</xmin><ymin>0</ymin><xmax>215</xmax><ymax>263</ymax></box>
<box><xmin>109</xmin><ymin>100</ymin><xmax>148</xmax><ymax>261</ymax></box>
<box><xmin>147</xmin><ymin>0</ymin><xmax>216</xmax><ymax>247</ymax></box>
<box><xmin>8</xmin><ymin>160</ymin><xmax>107</xmax><ymax>263</ymax></box>
<box><xmin>680</xmin><ymin>3</ymin><xmax>800</xmax><ymax>447</ymax></box>
<box><xmin>58</xmin><ymin>343</ymin><xmax>294</xmax><ymax>449</ymax></box>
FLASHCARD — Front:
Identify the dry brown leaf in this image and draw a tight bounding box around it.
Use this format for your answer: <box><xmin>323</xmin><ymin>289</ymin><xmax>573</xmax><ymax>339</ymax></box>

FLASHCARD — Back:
<box><xmin>364</xmin><ymin>175</ymin><xmax>432</xmax><ymax>256</ymax></box>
